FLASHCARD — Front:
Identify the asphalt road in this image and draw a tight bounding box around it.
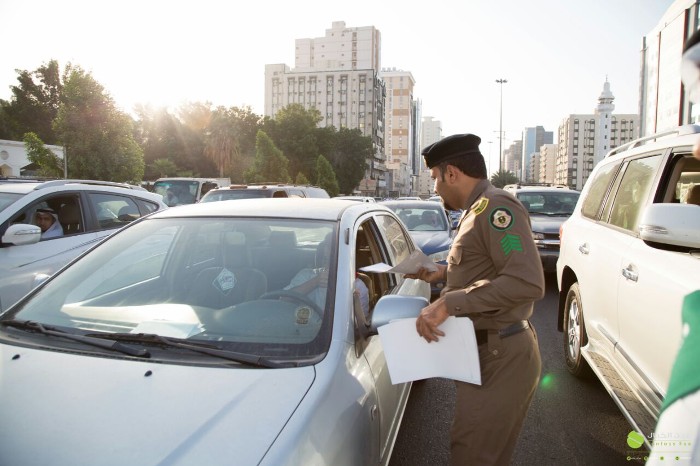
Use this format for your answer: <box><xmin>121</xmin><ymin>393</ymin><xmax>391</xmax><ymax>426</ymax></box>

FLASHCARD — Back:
<box><xmin>389</xmin><ymin>273</ymin><xmax>650</xmax><ymax>466</ymax></box>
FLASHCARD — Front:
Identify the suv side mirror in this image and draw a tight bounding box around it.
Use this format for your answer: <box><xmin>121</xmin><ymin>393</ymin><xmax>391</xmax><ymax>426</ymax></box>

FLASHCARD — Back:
<box><xmin>639</xmin><ymin>204</ymin><xmax>700</xmax><ymax>249</ymax></box>
<box><xmin>2</xmin><ymin>224</ymin><xmax>42</xmax><ymax>246</ymax></box>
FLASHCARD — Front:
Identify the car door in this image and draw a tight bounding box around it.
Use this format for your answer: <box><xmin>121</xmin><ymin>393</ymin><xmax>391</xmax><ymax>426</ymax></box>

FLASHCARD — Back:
<box><xmin>615</xmin><ymin>153</ymin><xmax>691</xmax><ymax>398</ymax></box>
<box><xmin>354</xmin><ymin>213</ymin><xmax>417</xmax><ymax>462</ymax></box>
<box><xmin>0</xmin><ymin>192</ymin><xmax>105</xmax><ymax>311</ymax></box>
<box><xmin>566</xmin><ymin>160</ymin><xmax>631</xmax><ymax>349</ymax></box>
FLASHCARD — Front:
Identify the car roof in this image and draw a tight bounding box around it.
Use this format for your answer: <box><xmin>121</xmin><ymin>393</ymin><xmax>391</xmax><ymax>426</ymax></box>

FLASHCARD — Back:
<box><xmin>604</xmin><ymin>124</ymin><xmax>700</xmax><ymax>160</ymax></box>
<box><xmin>513</xmin><ymin>187</ymin><xmax>580</xmax><ymax>193</ymax></box>
<box><xmin>0</xmin><ymin>183</ymin><xmax>40</xmax><ymax>194</ymax></box>
<box><xmin>380</xmin><ymin>200</ymin><xmax>444</xmax><ymax>208</ymax></box>
<box><xmin>150</xmin><ymin>198</ymin><xmax>392</xmax><ymax>220</ymax></box>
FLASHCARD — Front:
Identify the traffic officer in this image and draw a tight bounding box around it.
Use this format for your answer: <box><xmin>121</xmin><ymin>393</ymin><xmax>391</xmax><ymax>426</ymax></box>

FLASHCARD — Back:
<box><xmin>407</xmin><ymin>133</ymin><xmax>545</xmax><ymax>465</ymax></box>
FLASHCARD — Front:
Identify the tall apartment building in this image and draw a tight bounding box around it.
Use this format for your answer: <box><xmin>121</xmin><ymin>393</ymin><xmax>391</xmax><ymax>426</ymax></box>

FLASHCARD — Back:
<box><xmin>380</xmin><ymin>68</ymin><xmax>418</xmax><ymax>196</ymax></box>
<box><xmin>264</xmin><ymin>21</ymin><xmax>387</xmax><ymax>195</ymax></box>
<box><xmin>416</xmin><ymin>116</ymin><xmax>443</xmax><ymax>197</ymax></box>
<box><xmin>504</xmin><ymin>139</ymin><xmax>523</xmax><ymax>175</ymax></box>
<box><xmin>556</xmin><ymin>81</ymin><xmax>639</xmax><ymax>190</ymax></box>
<box><xmin>640</xmin><ymin>0</ymin><xmax>700</xmax><ymax>136</ymax></box>
<box><xmin>521</xmin><ymin>126</ymin><xmax>553</xmax><ymax>182</ymax></box>
<box><xmin>538</xmin><ymin>143</ymin><xmax>558</xmax><ymax>184</ymax></box>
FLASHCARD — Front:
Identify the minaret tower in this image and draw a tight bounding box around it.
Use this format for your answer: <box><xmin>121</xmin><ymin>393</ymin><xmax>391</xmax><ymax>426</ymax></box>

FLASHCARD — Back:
<box><xmin>594</xmin><ymin>78</ymin><xmax>615</xmax><ymax>164</ymax></box>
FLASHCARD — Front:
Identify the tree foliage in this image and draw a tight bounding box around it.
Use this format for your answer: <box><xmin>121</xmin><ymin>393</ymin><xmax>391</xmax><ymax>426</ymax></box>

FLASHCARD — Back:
<box><xmin>315</xmin><ymin>155</ymin><xmax>340</xmax><ymax>197</ymax></box>
<box><xmin>0</xmin><ymin>60</ymin><xmax>62</xmax><ymax>144</ymax></box>
<box><xmin>263</xmin><ymin>104</ymin><xmax>321</xmax><ymax>180</ymax></box>
<box><xmin>23</xmin><ymin>132</ymin><xmax>64</xmax><ymax>178</ymax></box>
<box><xmin>53</xmin><ymin>65</ymin><xmax>144</xmax><ymax>182</ymax></box>
<box><xmin>326</xmin><ymin>127</ymin><xmax>370</xmax><ymax>194</ymax></box>
<box><xmin>244</xmin><ymin>130</ymin><xmax>291</xmax><ymax>183</ymax></box>
<box><xmin>490</xmin><ymin>169</ymin><xmax>519</xmax><ymax>188</ymax></box>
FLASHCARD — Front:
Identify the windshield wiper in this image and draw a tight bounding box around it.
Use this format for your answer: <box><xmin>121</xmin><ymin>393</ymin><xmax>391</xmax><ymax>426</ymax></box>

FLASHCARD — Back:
<box><xmin>85</xmin><ymin>332</ymin><xmax>287</xmax><ymax>368</ymax></box>
<box><xmin>1</xmin><ymin>320</ymin><xmax>150</xmax><ymax>358</ymax></box>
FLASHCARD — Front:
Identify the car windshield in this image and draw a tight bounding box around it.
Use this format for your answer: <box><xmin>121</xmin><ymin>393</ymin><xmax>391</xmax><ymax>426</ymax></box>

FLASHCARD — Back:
<box><xmin>517</xmin><ymin>191</ymin><xmax>580</xmax><ymax>216</ymax></box>
<box><xmin>0</xmin><ymin>192</ymin><xmax>23</xmax><ymax>213</ymax></box>
<box><xmin>385</xmin><ymin>203</ymin><xmax>448</xmax><ymax>232</ymax></box>
<box><xmin>201</xmin><ymin>190</ymin><xmax>268</xmax><ymax>202</ymax></box>
<box><xmin>153</xmin><ymin>180</ymin><xmax>200</xmax><ymax>205</ymax></box>
<box><xmin>1</xmin><ymin>216</ymin><xmax>336</xmax><ymax>365</ymax></box>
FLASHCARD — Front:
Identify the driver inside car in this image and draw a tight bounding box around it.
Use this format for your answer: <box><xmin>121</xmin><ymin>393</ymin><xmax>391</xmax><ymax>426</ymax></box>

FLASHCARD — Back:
<box><xmin>284</xmin><ymin>234</ymin><xmax>332</xmax><ymax>309</ymax></box>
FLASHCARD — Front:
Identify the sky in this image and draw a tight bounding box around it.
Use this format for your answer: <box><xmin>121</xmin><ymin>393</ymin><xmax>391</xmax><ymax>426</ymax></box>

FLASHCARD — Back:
<box><xmin>1</xmin><ymin>0</ymin><xmax>676</xmax><ymax>174</ymax></box>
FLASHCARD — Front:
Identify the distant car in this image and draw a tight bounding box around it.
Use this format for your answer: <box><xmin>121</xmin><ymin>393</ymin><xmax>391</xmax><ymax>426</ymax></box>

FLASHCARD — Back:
<box><xmin>0</xmin><ymin>198</ymin><xmax>430</xmax><ymax>465</ymax></box>
<box><xmin>506</xmin><ymin>185</ymin><xmax>580</xmax><ymax>273</ymax></box>
<box><xmin>395</xmin><ymin>196</ymin><xmax>422</xmax><ymax>201</ymax></box>
<box><xmin>0</xmin><ymin>179</ymin><xmax>167</xmax><ymax>311</ymax></box>
<box><xmin>381</xmin><ymin>200</ymin><xmax>453</xmax><ymax>298</ymax></box>
<box><xmin>333</xmin><ymin>195</ymin><xmax>376</xmax><ymax>202</ymax></box>
<box><xmin>153</xmin><ymin>177</ymin><xmax>229</xmax><ymax>206</ymax></box>
<box><xmin>200</xmin><ymin>183</ymin><xmax>329</xmax><ymax>202</ymax></box>
<box><xmin>428</xmin><ymin>194</ymin><xmax>462</xmax><ymax>228</ymax></box>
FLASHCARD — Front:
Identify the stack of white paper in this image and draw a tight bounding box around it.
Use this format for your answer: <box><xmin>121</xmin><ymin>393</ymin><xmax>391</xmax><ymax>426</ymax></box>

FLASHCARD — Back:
<box><xmin>377</xmin><ymin>316</ymin><xmax>481</xmax><ymax>385</ymax></box>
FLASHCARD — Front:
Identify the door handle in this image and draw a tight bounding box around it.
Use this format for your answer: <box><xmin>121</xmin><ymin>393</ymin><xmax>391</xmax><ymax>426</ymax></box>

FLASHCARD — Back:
<box><xmin>621</xmin><ymin>265</ymin><xmax>638</xmax><ymax>282</ymax></box>
<box><xmin>578</xmin><ymin>243</ymin><xmax>589</xmax><ymax>255</ymax></box>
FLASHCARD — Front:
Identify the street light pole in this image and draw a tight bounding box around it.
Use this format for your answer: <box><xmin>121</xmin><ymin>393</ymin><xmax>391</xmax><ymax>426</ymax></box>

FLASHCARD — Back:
<box><xmin>496</xmin><ymin>78</ymin><xmax>507</xmax><ymax>174</ymax></box>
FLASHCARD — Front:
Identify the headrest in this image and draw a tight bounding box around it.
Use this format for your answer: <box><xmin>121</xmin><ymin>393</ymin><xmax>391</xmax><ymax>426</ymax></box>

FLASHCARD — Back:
<box><xmin>269</xmin><ymin>230</ymin><xmax>297</xmax><ymax>248</ymax></box>
<box><xmin>686</xmin><ymin>184</ymin><xmax>700</xmax><ymax>205</ymax></box>
<box><xmin>58</xmin><ymin>204</ymin><xmax>80</xmax><ymax>224</ymax></box>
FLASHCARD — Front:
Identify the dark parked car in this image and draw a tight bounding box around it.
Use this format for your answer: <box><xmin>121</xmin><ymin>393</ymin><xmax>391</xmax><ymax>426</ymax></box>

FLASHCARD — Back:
<box><xmin>381</xmin><ymin>199</ymin><xmax>453</xmax><ymax>298</ymax></box>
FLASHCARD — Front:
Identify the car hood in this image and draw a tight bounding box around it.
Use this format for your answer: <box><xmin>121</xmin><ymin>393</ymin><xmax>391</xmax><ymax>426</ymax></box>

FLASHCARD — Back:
<box><xmin>409</xmin><ymin>230</ymin><xmax>452</xmax><ymax>255</ymax></box>
<box><xmin>0</xmin><ymin>345</ymin><xmax>315</xmax><ymax>466</ymax></box>
<box><xmin>528</xmin><ymin>214</ymin><xmax>569</xmax><ymax>234</ymax></box>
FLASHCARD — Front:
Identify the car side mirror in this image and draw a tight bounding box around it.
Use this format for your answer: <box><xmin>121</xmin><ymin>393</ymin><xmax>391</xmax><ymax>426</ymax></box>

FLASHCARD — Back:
<box><xmin>2</xmin><ymin>223</ymin><xmax>42</xmax><ymax>246</ymax></box>
<box><xmin>368</xmin><ymin>295</ymin><xmax>430</xmax><ymax>336</ymax></box>
<box><xmin>639</xmin><ymin>203</ymin><xmax>700</xmax><ymax>249</ymax></box>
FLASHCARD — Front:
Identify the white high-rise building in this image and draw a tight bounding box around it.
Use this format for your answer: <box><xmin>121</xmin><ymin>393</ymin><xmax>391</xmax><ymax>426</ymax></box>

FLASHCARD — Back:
<box><xmin>556</xmin><ymin>81</ymin><xmax>639</xmax><ymax>190</ymax></box>
<box><xmin>264</xmin><ymin>21</ymin><xmax>387</xmax><ymax>195</ymax></box>
<box><xmin>640</xmin><ymin>0</ymin><xmax>700</xmax><ymax>136</ymax></box>
<box><xmin>538</xmin><ymin>144</ymin><xmax>558</xmax><ymax>184</ymax></box>
<box><xmin>521</xmin><ymin>126</ymin><xmax>553</xmax><ymax>182</ymax></box>
<box><xmin>416</xmin><ymin>117</ymin><xmax>443</xmax><ymax>197</ymax></box>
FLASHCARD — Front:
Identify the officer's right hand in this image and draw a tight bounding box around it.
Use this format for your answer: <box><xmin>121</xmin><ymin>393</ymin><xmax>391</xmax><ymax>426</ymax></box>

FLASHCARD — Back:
<box><xmin>405</xmin><ymin>264</ymin><xmax>446</xmax><ymax>284</ymax></box>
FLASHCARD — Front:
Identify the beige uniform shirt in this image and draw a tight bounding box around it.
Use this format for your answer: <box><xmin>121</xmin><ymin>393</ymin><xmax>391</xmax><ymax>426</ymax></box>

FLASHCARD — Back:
<box><xmin>442</xmin><ymin>179</ymin><xmax>545</xmax><ymax>330</ymax></box>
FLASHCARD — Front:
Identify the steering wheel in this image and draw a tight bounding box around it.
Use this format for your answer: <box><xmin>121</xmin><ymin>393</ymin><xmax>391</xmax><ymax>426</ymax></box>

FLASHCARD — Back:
<box><xmin>259</xmin><ymin>290</ymin><xmax>324</xmax><ymax>321</ymax></box>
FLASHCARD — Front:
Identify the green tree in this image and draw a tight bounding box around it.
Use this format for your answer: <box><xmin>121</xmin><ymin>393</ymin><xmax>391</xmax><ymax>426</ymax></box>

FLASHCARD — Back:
<box><xmin>490</xmin><ymin>169</ymin><xmax>519</xmax><ymax>188</ymax></box>
<box><xmin>264</xmin><ymin>104</ymin><xmax>321</xmax><ymax>179</ymax></box>
<box><xmin>204</xmin><ymin>105</ymin><xmax>261</xmax><ymax>180</ymax></box>
<box><xmin>23</xmin><ymin>132</ymin><xmax>64</xmax><ymax>178</ymax></box>
<box><xmin>53</xmin><ymin>65</ymin><xmax>144</xmax><ymax>182</ymax></box>
<box><xmin>295</xmin><ymin>172</ymin><xmax>310</xmax><ymax>185</ymax></box>
<box><xmin>315</xmin><ymin>155</ymin><xmax>340</xmax><ymax>197</ymax></box>
<box><xmin>150</xmin><ymin>158</ymin><xmax>179</xmax><ymax>178</ymax></box>
<box><xmin>325</xmin><ymin>127</ymin><xmax>370</xmax><ymax>195</ymax></box>
<box><xmin>134</xmin><ymin>104</ymin><xmax>212</xmax><ymax>180</ymax></box>
<box><xmin>0</xmin><ymin>60</ymin><xmax>62</xmax><ymax>143</ymax></box>
<box><xmin>244</xmin><ymin>130</ymin><xmax>291</xmax><ymax>183</ymax></box>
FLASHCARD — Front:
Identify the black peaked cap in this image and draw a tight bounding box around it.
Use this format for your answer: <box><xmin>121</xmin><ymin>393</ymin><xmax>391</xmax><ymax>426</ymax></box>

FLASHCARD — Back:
<box><xmin>422</xmin><ymin>133</ymin><xmax>482</xmax><ymax>169</ymax></box>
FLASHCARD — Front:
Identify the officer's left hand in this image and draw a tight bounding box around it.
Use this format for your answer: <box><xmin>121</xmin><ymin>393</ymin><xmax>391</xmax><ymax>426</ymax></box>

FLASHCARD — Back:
<box><xmin>416</xmin><ymin>297</ymin><xmax>450</xmax><ymax>343</ymax></box>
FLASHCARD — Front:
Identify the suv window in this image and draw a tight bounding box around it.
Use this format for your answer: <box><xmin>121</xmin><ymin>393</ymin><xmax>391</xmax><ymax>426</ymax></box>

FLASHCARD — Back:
<box><xmin>581</xmin><ymin>162</ymin><xmax>620</xmax><ymax>219</ymax></box>
<box><xmin>88</xmin><ymin>193</ymin><xmax>142</xmax><ymax>229</ymax></box>
<box><xmin>607</xmin><ymin>155</ymin><xmax>662</xmax><ymax>231</ymax></box>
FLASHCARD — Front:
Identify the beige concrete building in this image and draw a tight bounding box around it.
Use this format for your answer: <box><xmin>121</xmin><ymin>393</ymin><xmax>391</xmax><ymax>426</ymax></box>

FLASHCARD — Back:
<box><xmin>0</xmin><ymin>139</ymin><xmax>64</xmax><ymax>177</ymax></box>
<box><xmin>264</xmin><ymin>21</ymin><xmax>388</xmax><ymax>196</ymax></box>
<box><xmin>538</xmin><ymin>143</ymin><xmax>558</xmax><ymax>184</ymax></box>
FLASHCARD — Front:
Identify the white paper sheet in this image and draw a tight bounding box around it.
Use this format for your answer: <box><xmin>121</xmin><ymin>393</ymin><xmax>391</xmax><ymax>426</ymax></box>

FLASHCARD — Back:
<box><xmin>360</xmin><ymin>249</ymin><xmax>438</xmax><ymax>274</ymax></box>
<box><xmin>377</xmin><ymin>316</ymin><xmax>481</xmax><ymax>385</ymax></box>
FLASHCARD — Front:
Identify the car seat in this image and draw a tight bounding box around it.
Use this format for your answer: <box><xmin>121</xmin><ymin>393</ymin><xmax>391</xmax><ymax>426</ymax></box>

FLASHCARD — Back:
<box><xmin>58</xmin><ymin>203</ymin><xmax>82</xmax><ymax>234</ymax></box>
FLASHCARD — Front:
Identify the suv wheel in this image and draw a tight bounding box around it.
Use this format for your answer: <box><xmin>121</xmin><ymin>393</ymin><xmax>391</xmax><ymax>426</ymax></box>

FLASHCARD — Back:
<box><xmin>563</xmin><ymin>282</ymin><xmax>592</xmax><ymax>378</ymax></box>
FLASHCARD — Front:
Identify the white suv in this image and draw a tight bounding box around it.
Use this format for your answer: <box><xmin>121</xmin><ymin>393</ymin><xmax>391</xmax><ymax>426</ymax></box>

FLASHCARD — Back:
<box><xmin>557</xmin><ymin>125</ymin><xmax>700</xmax><ymax>447</ymax></box>
<box><xmin>0</xmin><ymin>179</ymin><xmax>167</xmax><ymax>311</ymax></box>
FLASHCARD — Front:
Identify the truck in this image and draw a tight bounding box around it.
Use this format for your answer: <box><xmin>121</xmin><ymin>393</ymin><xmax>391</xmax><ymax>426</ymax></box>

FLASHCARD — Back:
<box><xmin>152</xmin><ymin>177</ymin><xmax>231</xmax><ymax>206</ymax></box>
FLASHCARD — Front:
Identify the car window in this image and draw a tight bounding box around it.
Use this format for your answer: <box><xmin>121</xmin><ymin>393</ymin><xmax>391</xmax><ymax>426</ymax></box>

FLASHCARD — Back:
<box><xmin>662</xmin><ymin>153</ymin><xmax>700</xmax><ymax>204</ymax></box>
<box><xmin>581</xmin><ymin>162</ymin><xmax>621</xmax><ymax>219</ymax></box>
<box><xmin>9</xmin><ymin>194</ymin><xmax>83</xmax><ymax>238</ymax></box>
<box><xmin>88</xmin><ymin>193</ymin><xmax>141</xmax><ymax>229</ymax></box>
<box><xmin>0</xmin><ymin>192</ymin><xmax>22</xmax><ymax>213</ymax></box>
<box><xmin>608</xmin><ymin>154</ymin><xmax>662</xmax><ymax>232</ymax></box>
<box><xmin>374</xmin><ymin>213</ymin><xmax>411</xmax><ymax>290</ymax></box>
<box><xmin>517</xmin><ymin>192</ymin><xmax>580</xmax><ymax>215</ymax></box>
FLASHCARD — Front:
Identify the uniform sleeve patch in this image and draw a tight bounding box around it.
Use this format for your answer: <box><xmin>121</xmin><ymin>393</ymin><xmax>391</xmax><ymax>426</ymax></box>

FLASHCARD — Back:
<box><xmin>500</xmin><ymin>233</ymin><xmax>523</xmax><ymax>254</ymax></box>
<box><xmin>471</xmin><ymin>197</ymin><xmax>489</xmax><ymax>216</ymax></box>
<box><xmin>489</xmin><ymin>207</ymin><xmax>514</xmax><ymax>231</ymax></box>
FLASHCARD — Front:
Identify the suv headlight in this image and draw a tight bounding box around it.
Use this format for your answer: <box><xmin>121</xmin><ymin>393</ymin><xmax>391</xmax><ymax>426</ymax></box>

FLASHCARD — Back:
<box><xmin>429</xmin><ymin>249</ymin><xmax>449</xmax><ymax>263</ymax></box>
